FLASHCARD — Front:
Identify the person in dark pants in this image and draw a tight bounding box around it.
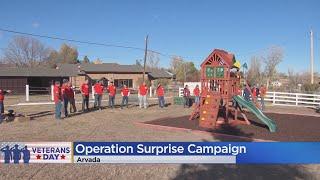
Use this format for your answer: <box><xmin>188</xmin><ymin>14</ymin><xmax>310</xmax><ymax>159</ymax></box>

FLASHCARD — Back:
<box><xmin>53</xmin><ymin>81</ymin><xmax>62</xmax><ymax>119</ymax></box>
<box><xmin>94</xmin><ymin>81</ymin><xmax>104</xmax><ymax>110</ymax></box>
<box><xmin>0</xmin><ymin>88</ymin><xmax>11</xmax><ymax>114</ymax></box>
<box><xmin>81</xmin><ymin>79</ymin><xmax>90</xmax><ymax>112</ymax></box>
<box><xmin>243</xmin><ymin>83</ymin><xmax>252</xmax><ymax>102</ymax></box>
<box><xmin>156</xmin><ymin>84</ymin><xmax>165</xmax><ymax>108</ymax></box>
<box><xmin>61</xmin><ymin>79</ymin><xmax>69</xmax><ymax>117</ymax></box>
<box><xmin>183</xmin><ymin>85</ymin><xmax>191</xmax><ymax>108</ymax></box>
<box><xmin>68</xmin><ymin>82</ymin><xmax>77</xmax><ymax>113</ymax></box>
<box><xmin>107</xmin><ymin>81</ymin><xmax>116</xmax><ymax>109</ymax></box>
<box><xmin>121</xmin><ymin>84</ymin><xmax>130</xmax><ymax>109</ymax></box>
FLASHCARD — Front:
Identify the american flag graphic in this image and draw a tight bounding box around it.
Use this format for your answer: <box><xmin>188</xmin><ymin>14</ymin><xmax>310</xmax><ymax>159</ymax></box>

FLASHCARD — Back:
<box><xmin>0</xmin><ymin>142</ymin><xmax>72</xmax><ymax>163</ymax></box>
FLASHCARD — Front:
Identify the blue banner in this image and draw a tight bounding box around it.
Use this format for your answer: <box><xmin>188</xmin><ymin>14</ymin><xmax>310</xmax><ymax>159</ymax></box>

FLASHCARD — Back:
<box><xmin>73</xmin><ymin>142</ymin><xmax>320</xmax><ymax>164</ymax></box>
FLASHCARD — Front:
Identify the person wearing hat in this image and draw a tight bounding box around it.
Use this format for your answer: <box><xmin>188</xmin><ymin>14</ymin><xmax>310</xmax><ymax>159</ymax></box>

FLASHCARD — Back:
<box><xmin>107</xmin><ymin>81</ymin><xmax>116</xmax><ymax>109</ymax></box>
<box><xmin>94</xmin><ymin>80</ymin><xmax>104</xmax><ymax>110</ymax></box>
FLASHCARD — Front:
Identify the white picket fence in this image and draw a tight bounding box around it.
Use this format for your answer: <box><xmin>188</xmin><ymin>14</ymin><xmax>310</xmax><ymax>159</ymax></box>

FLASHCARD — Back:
<box><xmin>178</xmin><ymin>88</ymin><xmax>320</xmax><ymax>108</ymax></box>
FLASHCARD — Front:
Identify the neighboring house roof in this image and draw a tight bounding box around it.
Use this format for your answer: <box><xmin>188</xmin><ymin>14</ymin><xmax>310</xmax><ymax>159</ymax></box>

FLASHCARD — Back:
<box><xmin>148</xmin><ymin>69</ymin><xmax>174</xmax><ymax>79</ymax></box>
<box><xmin>57</xmin><ymin>63</ymin><xmax>148</xmax><ymax>73</ymax></box>
<box><xmin>0</xmin><ymin>67</ymin><xmax>79</xmax><ymax>77</ymax></box>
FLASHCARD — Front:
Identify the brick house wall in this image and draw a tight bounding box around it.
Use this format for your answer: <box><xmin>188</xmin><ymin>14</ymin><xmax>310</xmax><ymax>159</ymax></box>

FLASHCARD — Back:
<box><xmin>73</xmin><ymin>73</ymin><xmax>148</xmax><ymax>89</ymax></box>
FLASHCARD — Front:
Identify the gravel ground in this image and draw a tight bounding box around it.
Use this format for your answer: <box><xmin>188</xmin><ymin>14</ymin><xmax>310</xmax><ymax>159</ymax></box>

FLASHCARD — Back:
<box><xmin>0</xmin><ymin>96</ymin><xmax>320</xmax><ymax>180</ymax></box>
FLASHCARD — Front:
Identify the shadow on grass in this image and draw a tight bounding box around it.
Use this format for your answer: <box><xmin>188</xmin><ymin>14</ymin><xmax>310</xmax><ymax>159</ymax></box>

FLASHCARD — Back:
<box><xmin>172</xmin><ymin>164</ymin><xmax>312</xmax><ymax>180</ymax></box>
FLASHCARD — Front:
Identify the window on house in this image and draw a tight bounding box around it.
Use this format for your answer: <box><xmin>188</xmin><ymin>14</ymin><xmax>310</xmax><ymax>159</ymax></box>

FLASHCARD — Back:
<box><xmin>114</xmin><ymin>79</ymin><xmax>133</xmax><ymax>88</ymax></box>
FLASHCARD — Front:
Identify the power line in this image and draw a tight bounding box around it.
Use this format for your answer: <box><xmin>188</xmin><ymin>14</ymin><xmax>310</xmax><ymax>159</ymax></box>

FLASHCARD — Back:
<box><xmin>0</xmin><ymin>28</ymin><xmax>145</xmax><ymax>51</ymax></box>
<box><xmin>0</xmin><ymin>27</ymin><xmax>192</xmax><ymax>60</ymax></box>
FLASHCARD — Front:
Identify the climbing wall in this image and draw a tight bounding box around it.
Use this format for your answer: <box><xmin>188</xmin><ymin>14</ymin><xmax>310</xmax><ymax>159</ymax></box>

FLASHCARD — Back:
<box><xmin>199</xmin><ymin>92</ymin><xmax>221</xmax><ymax>128</ymax></box>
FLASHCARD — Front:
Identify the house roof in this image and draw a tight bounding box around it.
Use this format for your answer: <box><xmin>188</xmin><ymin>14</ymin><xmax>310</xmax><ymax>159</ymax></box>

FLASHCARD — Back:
<box><xmin>0</xmin><ymin>63</ymin><xmax>174</xmax><ymax>78</ymax></box>
<box><xmin>148</xmin><ymin>69</ymin><xmax>174</xmax><ymax>79</ymax></box>
<box><xmin>0</xmin><ymin>67</ymin><xmax>79</xmax><ymax>77</ymax></box>
<box><xmin>57</xmin><ymin>63</ymin><xmax>148</xmax><ymax>73</ymax></box>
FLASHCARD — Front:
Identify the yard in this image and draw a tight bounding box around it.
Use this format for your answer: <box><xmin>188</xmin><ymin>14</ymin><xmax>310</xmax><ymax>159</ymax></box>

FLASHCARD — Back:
<box><xmin>0</xmin><ymin>95</ymin><xmax>320</xmax><ymax>179</ymax></box>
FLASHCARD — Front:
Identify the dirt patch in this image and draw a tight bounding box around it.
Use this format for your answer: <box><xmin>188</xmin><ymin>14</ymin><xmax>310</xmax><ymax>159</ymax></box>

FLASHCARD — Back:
<box><xmin>143</xmin><ymin>113</ymin><xmax>320</xmax><ymax>141</ymax></box>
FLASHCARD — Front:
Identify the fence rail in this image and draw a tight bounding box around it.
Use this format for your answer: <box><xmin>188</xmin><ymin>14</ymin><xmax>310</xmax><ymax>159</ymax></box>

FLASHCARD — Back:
<box><xmin>178</xmin><ymin>88</ymin><xmax>320</xmax><ymax>108</ymax></box>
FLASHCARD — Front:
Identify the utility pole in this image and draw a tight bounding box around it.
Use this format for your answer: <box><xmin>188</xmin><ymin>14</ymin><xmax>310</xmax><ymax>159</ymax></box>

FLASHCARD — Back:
<box><xmin>310</xmin><ymin>29</ymin><xmax>314</xmax><ymax>84</ymax></box>
<box><xmin>142</xmin><ymin>35</ymin><xmax>148</xmax><ymax>82</ymax></box>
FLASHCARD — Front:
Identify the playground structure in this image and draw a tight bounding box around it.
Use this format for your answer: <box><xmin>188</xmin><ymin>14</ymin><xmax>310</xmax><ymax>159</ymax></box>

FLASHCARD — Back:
<box><xmin>189</xmin><ymin>49</ymin><xmax>277</xmax><ymax>132</ymax></box>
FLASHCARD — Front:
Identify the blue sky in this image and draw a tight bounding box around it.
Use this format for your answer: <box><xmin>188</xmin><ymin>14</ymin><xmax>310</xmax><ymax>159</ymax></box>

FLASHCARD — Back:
<box><xmin>0</xmin><ymin>0</ymin><xmax>319</xmax><ymax>73</ymax></box>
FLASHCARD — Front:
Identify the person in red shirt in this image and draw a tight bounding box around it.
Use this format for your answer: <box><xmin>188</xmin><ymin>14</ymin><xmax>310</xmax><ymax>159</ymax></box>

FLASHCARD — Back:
<box><xmin>81</xmin><ymin>79</ymin><xmax>90</xmax><ymax>112</ymax></box>
<box><xmin>252</xmin><ymin>85</ymin><xmax>258</xmax><ymax>102</ymax></box>
<box><xmin>53</xmin><ymin>81</ymin><xmax>62</xmax><ymax>119</ymax></box>
<box><xmin>156</xmin><ymin>84</ymin><xmax>165</xmax><ymax>108</ymax></box>
<box><xmin>0</xmin><ymin>88</ymin><xmax>11</xmax><ymax>115</ymax></box>
<box><xmin>107</xmin><ymin>81</ymin><xmax>116</xmax><ymax>109</ymax></box>
<box><xmin>183</xmin><ymin>85</ymin><xmax>191</xmax><ymax>108</ymax></box>
<box><xmin>138</xmin><ymin>82</ymin><xmax>148</xmax><ymax>108</ymax></box>
<box><xmin>193</xmin><ymin>85</ymin><xmax>200</xmax><ymax>105</ymax></box>
<box><xmin>121</xmin><ymin>84</ymin><xmax>130</xmax><ymax>109</ymax></box>
<box><xmin>68</xmin><ymin>82</ymin><xmax>77</xmax><ymax>113</ymax></box>
<box><xmin>93</xmin><ymin>80</ymin><xmax>104</xmax><ymax>110</ymax></box>
<box><xmin>61</xmin><ymin>79</ymin><xmax>70</xmax><ymax>117</ymax></box>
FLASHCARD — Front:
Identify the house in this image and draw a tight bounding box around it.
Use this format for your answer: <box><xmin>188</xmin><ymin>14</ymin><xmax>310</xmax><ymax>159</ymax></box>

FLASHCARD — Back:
<box><xmin>0</xmin><ymin>67</ymin><xmax>79</xmax><ymax>94</ymax></box>
<box><xmin>57</xmin><ymin>63</ymin><xmax>174</xmax><ymax>89</ymax></box>
<box><xmin>0</xmin><ymin>63</ymin><xmax>175</xmax><ymax>94</ymax></box>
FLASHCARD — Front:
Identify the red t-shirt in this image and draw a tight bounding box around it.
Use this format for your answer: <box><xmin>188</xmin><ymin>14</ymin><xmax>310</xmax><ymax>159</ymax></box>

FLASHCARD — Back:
<box><xmin>183</xmin><ymin>88</ymin><xmax>190</xmax><ymax>97</ymax></box>
<box><xmin>61</xmin><ymin>84</ymin><xmax>68</xmax><ymax>96</ymax></box>
<box><xmin>121</xmin><ymin>87</ymin><xmax>130</xmax><ymax>96</ymax></box>
<box><xmin>81</xmin><ymin>83</ymin><xmax>89</xmax><ymax>95</ymax></box>
<box><xmin>157</xmin><ymin>86</ymin><xmax>164</xmax><ymax>97</ymax></box>
<box><xmin>193</xmin><ymin>87</ymin><xmax>200</xmax><ymax>96</ymax></box>
<box><xmin>107</xmin><ymin>85</ymin><xmax>116</xmax><ymax>96</ymax></box>
<box><xmin>53</xmin><ymin>85</ymin><xmax>62</xmax><ymax>103</ymax></box>
<box><xmin>139</xmin><ymin>85</ymin><xmax>148</xmax><ymax>96</ymax></box>
<box><xmin>0</xmin><ymin>89</ymin><xmax>6</xmax><ymax>101</ymax></box>
<box><xmin>94</xmin><ymin>83</ymin><xmax>104</xmax><ymax>95</ymax></box>
<box><xmin>252</xmin><ymin>88</ymin><xmax>257</xmax><ymax>97</ymax></box>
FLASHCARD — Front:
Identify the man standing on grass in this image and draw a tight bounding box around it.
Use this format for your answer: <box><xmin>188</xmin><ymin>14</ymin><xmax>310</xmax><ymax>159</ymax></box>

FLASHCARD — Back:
<box><xmin>156</xmin><ymin>83</ymin><xmax>165</xmax><ymax>108</ymax></box>
<box><xmin>61</xmin><ymin>79</ymin><xmax>69</xmax><ymax>117</ymax></box>
<box><xmin>0</xmin><ymin>88</ymin><xmax>11</xmax><ymax>115</ymax></box>
<box><xmin>121</xmin><ymin>84</ymin><xmax>130</xmax><ymax>109</ymax></box>
<box><xmin>68</xmin><ymin>82</ymin><xmax>77</xmax><ymax>113</ymax></box>
<box><xmin>183</xmin><ymin>85</ymin><xmax>191</xmax><ymax>108</ymax></box>
<box><xmin>81</xmin><ymin>79</ymin><xmax>90</xmax><ymax>112</ymax></box>
<box><xmin>138</xmin><ymin>82</ymin><xmax>148</xmax><ymax>109</ymax></box>
<box><xmin>94</xmin><ymin>80</ymin><xmax>104</xmax><ymax>110</ymax></box>
<box><xmin>53</xmin><ymin>81</ymin><xmax>62</xmax><ymax>120</ymax></box>
<box><xmin>193</xmin><ymin>85</ymin><xmax>200</xmax><ymax>105</ymax></box>
<box><xmin>107</xmin><ymin>81</ymin><xmax>116</xmax><ymax>109</ymax></box>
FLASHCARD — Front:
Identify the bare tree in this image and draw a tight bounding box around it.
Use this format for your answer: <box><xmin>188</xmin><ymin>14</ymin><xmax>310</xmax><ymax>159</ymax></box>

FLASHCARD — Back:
<box><xmin>263</xmin><ymin>46</ymin><xmax>284</xmax><ymax>89</ymax></box>
<box><xmin>2</xmin><ymin>36</ymin><xmax>51</xmax><ymax>67</ymax></box>
<box><xmin>147</xmin><ymin>51</ymin><xmax>160</xmax><ymax>70</ymax></box>
<box><xmin>247</xmin><ymin>56</ymin><xmax>263</xmax><ymax>86</ymax></box>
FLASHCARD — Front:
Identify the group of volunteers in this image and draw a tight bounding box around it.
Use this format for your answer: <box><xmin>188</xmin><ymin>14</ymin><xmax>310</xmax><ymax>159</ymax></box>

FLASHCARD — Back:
<box><xmin>53</xmin><ymin>79</ymin><xmax>167</xmax><ymax>119</ymax></box>
<box><xmin>243</xmin><ymin>83</ymin><xmax>267</xmax><ymax>110</ymax></box>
